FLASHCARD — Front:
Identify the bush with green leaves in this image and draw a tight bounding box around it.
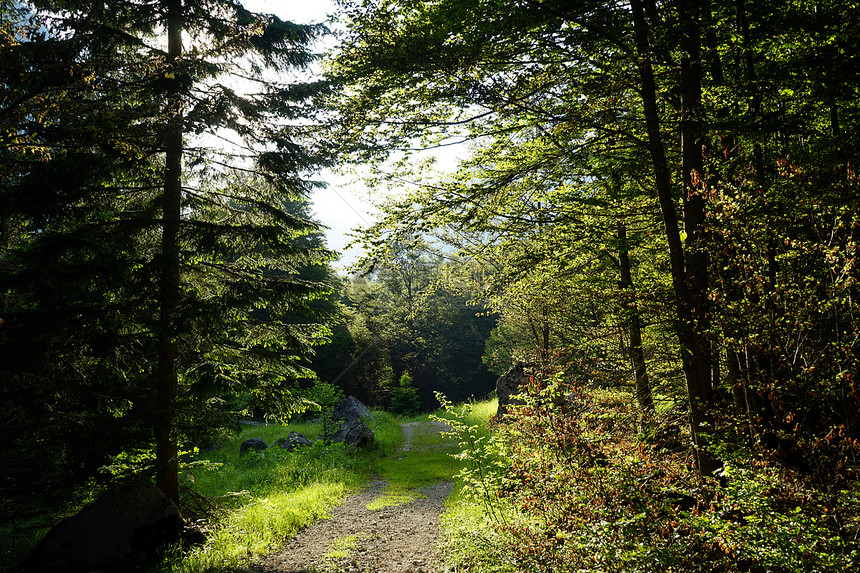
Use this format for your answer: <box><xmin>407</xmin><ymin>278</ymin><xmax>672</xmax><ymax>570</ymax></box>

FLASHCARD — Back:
<box><xmin>433</xmin><ymin>394</ymin><xmax>518</xmax><ymax>572</ymax></box>
<box><xmin>436</xmin><ymin>377</ymin><xmax>860</xmax><ymax>572</ymax></box>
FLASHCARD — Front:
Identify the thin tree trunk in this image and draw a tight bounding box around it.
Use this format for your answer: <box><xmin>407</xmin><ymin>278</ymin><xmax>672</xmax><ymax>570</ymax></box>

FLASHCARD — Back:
<box><xmin>541</xmin><ymin>304</ymin><xmax>550</xmax><ymax>371</ymax></box>
<box><xmin>156</xmin><ymin>0</ymin><xmax>183</xmax><ymax>505</ymax></box>
<box><xmin>737</xmin><ymin>0</ymin><xmax>779</xmax><ymax>422</ymax></box>
<box><xmin>629</xmin><ymin>0</ymin><xmax>720</xmax><ymax>476</ymax></box>
<box><xmin>617</xmin><ymin>220</ymin><xmax>654</xmax><ymax>412</ymax></box>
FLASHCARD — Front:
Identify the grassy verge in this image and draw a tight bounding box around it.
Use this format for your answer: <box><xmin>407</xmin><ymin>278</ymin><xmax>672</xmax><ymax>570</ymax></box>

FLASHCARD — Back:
<box><xmin>164</xmin><ymin>411</ymin><xmax>401</xmax><ymax>573</ymax></box>
<box><xmin>434</xmin><ymin>397</ymin><xmax>521</xmax><ymax>572</ymax></box>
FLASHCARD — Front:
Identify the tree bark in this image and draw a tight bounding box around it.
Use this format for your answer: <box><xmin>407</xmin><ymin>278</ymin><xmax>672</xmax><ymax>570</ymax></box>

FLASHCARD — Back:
<box><xmin>618</xmin><ymin>220</ymin><xmax>654</xmax><ymax>412</ymax></box>
<box><xmin>678</xmin><ymin>0</ymin><xmax>720</xmax><ymax>474</ymax></box>
<box><xmin>629</xmin><ymin>0</ymin><xmax>720</xmax><ymax>476</ymax></box>
<box><xmin>156</xmin><ymin>0</ymin><xmax>183</xmax><ymax>505</ymax></box>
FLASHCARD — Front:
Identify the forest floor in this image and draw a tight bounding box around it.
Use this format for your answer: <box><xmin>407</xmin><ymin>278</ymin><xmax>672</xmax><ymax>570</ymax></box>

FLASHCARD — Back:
<box><xmin>247</xmin><ymin>421</ymin><xmax>455</xmax><ymax>573</ymax></box>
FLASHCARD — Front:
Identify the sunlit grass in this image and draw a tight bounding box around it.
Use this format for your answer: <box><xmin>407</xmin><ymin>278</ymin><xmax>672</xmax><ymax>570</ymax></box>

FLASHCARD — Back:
<box><xmin>165</xmin><ymin>410</ymin><xmax>402</xmax><ymax>573</ymax></box>
<box><xmin>172</xmin><ymin>483</ymin><xmax>346</xmax><ymax>573</ymax></box>
<box><xmin>435</xmin><ymin>396</ymin><xmax>520</xmax><ymax>572</ymax></box>
<box><xmin>433</xmin><ymin>397</ymin><xmax>498</xmax><ymax>430</ymax></box>
<box><xmin>324</xmin><ymin>533</ymin><xmax>363</xmax><ymax>559</ymax></box>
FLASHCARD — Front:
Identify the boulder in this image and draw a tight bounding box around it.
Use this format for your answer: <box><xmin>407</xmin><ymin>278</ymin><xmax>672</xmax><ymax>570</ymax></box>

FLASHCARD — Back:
<box><xmin>25</xmin><ymin>480</ymin><xmax>182</xmax><ymax>572</ymax></box>
<box><xmin>239</xmin><ymin>437</ymin><xmax>267</xmax><ymax>457</ymax></box>
<box><xmin>277</xmin><ymin>431</ymin><xmax>314</xmax><ymax>452</ymax></box>
<box><xmin>331</xmin><ymin>395</ymin><xmax>374</xmax><ymax>424</ymax></box>
<box><xmin>332</xmin><ymin>418</ymin><xmax>375</xmax><ymax>449</ymax></box>
<box><xmin>495</xmin><ymin>362</ymin><xmax>530</xmax><ymax>418</ymax></box>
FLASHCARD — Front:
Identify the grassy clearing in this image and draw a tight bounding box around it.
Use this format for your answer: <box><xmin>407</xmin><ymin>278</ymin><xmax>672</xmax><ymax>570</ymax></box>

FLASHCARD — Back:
<box><xmin>174</xmin><ymin>403</ymin><xmax>475</xmax><ymax>571</ymax></box>
<box><xmin>164</xmin><ymin>411</ymin><xmax>401</xmax><ymax>573</ymax></box>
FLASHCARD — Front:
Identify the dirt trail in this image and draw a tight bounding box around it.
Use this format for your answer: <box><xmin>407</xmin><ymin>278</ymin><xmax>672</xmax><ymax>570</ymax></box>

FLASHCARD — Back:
<box><xmin>248</xmin><ymin>421</ymin><xmax>454</xmax><ymax>573</ymax></box>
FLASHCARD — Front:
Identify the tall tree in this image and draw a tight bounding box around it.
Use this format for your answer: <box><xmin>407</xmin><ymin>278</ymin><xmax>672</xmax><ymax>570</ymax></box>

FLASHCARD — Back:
<box><xmin>628</xmin><ymin>0</ymin><xmax>720</xmax><ymax>474</ymax></box>
<box><xmin>1</xmin><ymin>1</ymin><xmax>332</xmax><ymax>504</ymax></box>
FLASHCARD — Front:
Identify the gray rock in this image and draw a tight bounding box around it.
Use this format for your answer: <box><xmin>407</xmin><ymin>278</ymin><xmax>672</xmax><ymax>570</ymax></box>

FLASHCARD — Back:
<box><xmin>239</xmin><ymin>437</ymin><xmax>267</xmax><ymax>456</ymax></box>
<box><xmin>331</xmin><ymin>395</ymin><xmax>374</xmax><ymax>424</ymax></box>
<box><xmin>277</xmin><ymin>431</ymin><xmax>314</xmax><ymax>452</ymax></box>
<box><xmin>496</xmin><ymin>362</ymin><xmax>530</xmax><ymax>418</ymax></box>
<box><xmin>25</xmin><ymin>480</ymin><xmax>182</xmax><ymax>572</ymax></box>
<box><xmin>332</xmin><ymin>418</ymin><xmax>375</xmax><ymax>449</ymax></box>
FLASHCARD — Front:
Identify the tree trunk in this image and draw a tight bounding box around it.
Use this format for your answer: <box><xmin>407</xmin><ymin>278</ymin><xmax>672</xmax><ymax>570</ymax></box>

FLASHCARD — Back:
<box><xmin>617</xmin><ymin>220</ymin><xmax>654</xmax><ymax>412</ymax></box>
<box><xmin>629</xmin><ymin>0</ymin><xmax>720</xmax><ymax>476</ymax></box>
<box><xmin>156</xmin><ymin>0</ymin><xmax>183</xmax><ymax>505</ymax></box>
<box><xmin>678</xmin><ymin>0</ymin><xmax>720</xmax><ymax>474</ymax></box>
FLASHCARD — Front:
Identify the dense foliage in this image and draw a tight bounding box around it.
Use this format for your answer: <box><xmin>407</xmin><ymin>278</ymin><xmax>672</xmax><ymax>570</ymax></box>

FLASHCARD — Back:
<box><xmin>327</xmin><ymin>0</ymin><xmax>860</xmax><ymax>469</ymax></box>
<box><xmin>311</xmin><ymin>244</ymin><xmax>498</xmax><ymax>410</ymax></box>
<box><xmin>442</xmin><ymin>385</ymin><xmax>859</xmax><ymax>572</ymax></box>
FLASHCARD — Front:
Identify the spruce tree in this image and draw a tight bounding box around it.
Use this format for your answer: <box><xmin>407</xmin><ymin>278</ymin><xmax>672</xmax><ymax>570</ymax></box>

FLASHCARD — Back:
<box><xmin>0</xmin><ymin>1</ymin><xmax>332</xmax><ymax>503</ymax></box>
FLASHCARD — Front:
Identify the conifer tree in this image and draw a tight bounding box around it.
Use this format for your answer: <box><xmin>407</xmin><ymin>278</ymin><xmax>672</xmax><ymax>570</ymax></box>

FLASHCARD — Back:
<box><xmin>0</xmin><ymin>1</ymin><xmax>332</xmax><ymax>502</ymax></box>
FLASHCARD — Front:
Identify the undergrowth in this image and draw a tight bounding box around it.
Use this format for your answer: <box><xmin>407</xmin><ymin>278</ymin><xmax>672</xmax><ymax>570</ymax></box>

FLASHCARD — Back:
<box><xmin>436</xmin><ymin>377</ymin><xmax>860</xmax><ymax>572</ymax></box>
<box><xmin>435</xmin><ymin>395</ymin><xmax>520</xmax><ymax>572</ymax></box>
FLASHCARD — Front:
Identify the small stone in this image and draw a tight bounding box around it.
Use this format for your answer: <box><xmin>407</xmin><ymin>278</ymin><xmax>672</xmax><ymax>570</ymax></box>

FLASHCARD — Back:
<box><xmin>239</xmin><ymin>437</ymin><xmax>267</xmax><ymax>456</ymax></box>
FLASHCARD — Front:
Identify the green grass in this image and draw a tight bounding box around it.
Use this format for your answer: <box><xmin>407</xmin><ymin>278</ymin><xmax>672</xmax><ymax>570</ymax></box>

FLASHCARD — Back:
<box><xmin>324</xmin><ymin>533</ymin><xmax>363</xmax><ymax>559</ymax></box>
<box><xmin>440</xmin><ymin>486</ymin><xmax>518</xmax><ymax>573</ymax></box>
<box><xmin>368</xmin><ymin>421</ymin><xmax>461</xmax><ymax>509</ymax></box>
<box><xmin>165</xmin><ymin>410</ymin><xmax>402</xmax><ymax>572</ymax></box>
<box><xmin>432</xmin><ymin>397</ymin><xmax>521</xmax><ymax>572</ymax></box>
<box><xmin>433</xmin><ymin>397</ymin><xmax>498</xmax><ymax>429</ymax></box>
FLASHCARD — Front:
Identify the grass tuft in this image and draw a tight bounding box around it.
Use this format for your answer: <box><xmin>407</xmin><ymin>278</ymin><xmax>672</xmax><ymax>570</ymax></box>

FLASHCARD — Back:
<box><xmin>324</xmin><ymin>533</ymin><xmax>363</xmax><ymax>559</ymax></box>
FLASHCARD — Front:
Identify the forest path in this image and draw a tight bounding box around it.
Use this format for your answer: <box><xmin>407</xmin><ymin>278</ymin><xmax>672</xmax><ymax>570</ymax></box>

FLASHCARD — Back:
<box><xmin>248</xmin><ymin>420</ymin><xmax>455</xmax><ymax>573</ymax></box>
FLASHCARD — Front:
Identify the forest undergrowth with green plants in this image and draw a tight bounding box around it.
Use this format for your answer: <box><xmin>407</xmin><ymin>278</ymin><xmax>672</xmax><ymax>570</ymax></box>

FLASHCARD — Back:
<box><xmin>164</xmin><ymin>386</ymin><xmax>860</xmax><ymax>573</ymax></box>
<box><xmin>436</xmin><ymin>382</ymin><xmax>860</xmax><ymax>573</ymax></box>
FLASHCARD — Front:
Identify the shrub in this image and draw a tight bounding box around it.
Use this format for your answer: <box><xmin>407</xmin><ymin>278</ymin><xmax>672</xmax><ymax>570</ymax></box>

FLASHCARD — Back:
<box><xmin>438</xmin><ymin>375</ymin><xmax>860</xmax><ymax>572</ymax></box>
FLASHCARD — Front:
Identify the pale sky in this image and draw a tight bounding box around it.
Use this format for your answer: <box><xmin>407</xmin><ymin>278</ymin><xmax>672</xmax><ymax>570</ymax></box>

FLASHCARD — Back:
<box><xmin>243</xmin><ymin>1</ymin><xmax>465</xmax><ymax>272</ymax></box>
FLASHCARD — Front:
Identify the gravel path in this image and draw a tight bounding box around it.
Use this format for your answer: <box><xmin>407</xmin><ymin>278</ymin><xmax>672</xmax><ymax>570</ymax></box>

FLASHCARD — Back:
<box><xmin>248</xmin><ymin>421</ymin><xmax>454</xmax><ymax>573</ymax></box>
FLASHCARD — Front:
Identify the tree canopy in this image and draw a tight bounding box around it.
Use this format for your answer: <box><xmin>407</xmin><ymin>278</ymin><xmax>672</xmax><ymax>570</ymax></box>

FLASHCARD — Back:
<box><xmin>327</xmin><ymin>0</ymin><xmax>860</xmax><ymax>476</ymax></box>
<box><xmin>2</xmin><ymin>1</ymin><xmax>860</xmax><ymax>571</ymax></box>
